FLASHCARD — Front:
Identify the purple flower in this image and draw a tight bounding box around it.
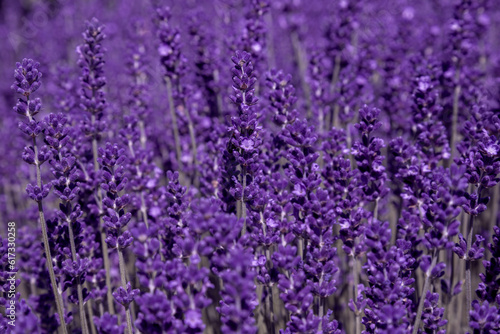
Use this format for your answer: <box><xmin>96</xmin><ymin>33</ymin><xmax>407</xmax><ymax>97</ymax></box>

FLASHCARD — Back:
<box><xmin>94</xmin><ymin>313</ymin><xmax>124</xmax><ymax>334</ymax></box>
<box><xmin>469</xmin><ymin>300</ymin><xmax>500</xmax><ymax>332</ymax></box>
<box><xmin>113</xmin><ymin>282</ymin><xmax>139</xmax><ymax>307</ymax></box>
<box><xmin>216</xmin><ymin>245</ymin><xmax>258</xmax><ymax>334</ymax></box>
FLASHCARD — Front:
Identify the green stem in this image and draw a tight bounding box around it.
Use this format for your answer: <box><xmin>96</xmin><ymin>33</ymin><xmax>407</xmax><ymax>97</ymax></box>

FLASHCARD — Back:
<box><xmin>373</xmin><ymin>197</ymin><xmax>379</xmax><ymax>221</ymax></box>
<box><xmin>213</xmin><ymin>69</ymin><xmax>223</xmax><ymax>121</ymax></box>
<box><xmin>183</xmin><ymin>100</ymin><xmax>199</xmax><ymax>189</ymax></box>
<box><xmin>412</xmin><ymin>251</ymin><xmax>437</xmax><ymax>334</ymax></box>
<box><xmin>450</xmin><ymin>69</ymin><xmax>461</xmax><ymax>162</ymax></box>
<box><xmin>330</xmin><ymin>54</ymin><xmax>341</xmax><ymax>129</ymax></box>
<box><xmin>127</xmin><ymin>140</ymin><xmax>149</xmax><ymax>229</ymax></box>
<box><xmin>318</xmin><ymin>296</ymin><xmax>325</xmax><ymax>331</ymax></box>
<box><xmin>92</xmin><ymin>131</ymin><xmax>115</xmax><ymax>315</ymax></box>
<box><xmin>86</xmin><ymin>290</ymin><xmax>97</xmax><ymax>334</ymax></box>
<box><xmin>32</xmin><ymin>137</ymin><xmax>68</xmax><ymax>334</ymax></box>
<box><xmin>118</xmin><ymin>248</ymin><xmax>134</xmax><ymax>334</ymax></box>
<box><xmin>465</xmin><ymin>214</ymin><xmax>474</xmax><ymax>331</ymax></box>
<box><xmin>265</xmin><ymin>12</ymin><xmax>276</xmax><ymax>69</ymax></box>
<box><xmin>290</xmin><ymin>31</ymin><xmax>312</xmax><ymax>119</ymax></box>
<box><xmin>240</xmin><ymin>168</ymin><xmax>247</xmax><ymax>235</ymax></box>
<box><xmin>67</xmin><ymin>206</ymin><xmax>89</xmax><ymax>334</ymax></box>
<box><xmin>138</xmin><ymin>120</ymin><xmax>147</xmax><ymax>150</ymax></box>
<box><xmin>465</xmin><ymin>185</ymin><xmax>482</xmax><ymax>329</ymax></box>
<box><xmin>165</xmin><ymin>77</ymin><xmax>183</xmax><ymax>173</ymax></box>
<box><xmin>140</xmin><ymin>192</ymin><xmax>149</xmax><ymax>229</ymax></box>
<box><xmin>353</xmin><ymin>256</ymin><xmax>361</xmax><ymax>334</ymax></box>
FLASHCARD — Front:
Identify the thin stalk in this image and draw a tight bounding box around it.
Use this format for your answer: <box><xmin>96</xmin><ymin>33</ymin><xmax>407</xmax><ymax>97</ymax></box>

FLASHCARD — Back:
<box><xmin>347</xmin><ymin>124</ymin><xmax>355</xmax><ymax>169</ymax></box>
<box><xmin>390</xmin><ymin>196</ymin><xmax>402</xmax><ymax>245</ymax></box>
<box><xmin>317</xmin><ymin>233</ymin><xmax>325</xmax><ymax>323</ymax></box>
<box><xmin>448</xmin><ymin>248</ymin><xmax>455</xmax><ymax>304</ymax></box>
<box><xmin>236</xmin><ymin>192</ymin><xmax>242</xmax><ymax>219</ymax></box>
<box><xmin>265</xmin><ymin>12</ymin><xmax>276</xmax><ymax>69</ymax></box>
<box><xmin>298</xmin><ymin>238</ymin><xmax>304</xmax><ymax>261</ymax></box>
<box><xmin>330</xmin><ymin>54</ymin><xmax>341</xmax><ymax>129</ymax></box>
<box><xmin>127</xmin><ymin>140</ymin><xmax>149</xmax><ymax>229</ymax></box>
<box><xmin>86</xmin><ymin>296</ymin><xmax>97</xmax><ymax>334</ymax></box>
<box><xmin>118</xmin><ymin>248</ymin><xmax>134</xmax><ymax>334</ymax></box>
<box><xmin>290</xmin><ymin>31</ymin><xmax>312</xmax><ymax>119</ymax></box>
<box><xmin>373</xmin><ymin>197</ymin><xmax>379</xmax><ymax>221</ymax></box>
<box><xmin>454</xmin><ymin>251</ymin><xmax>465</xmax><ymax>330</ymax></box>
<box><xmin>331</xmin><ymin>104</ymin><xmax>340</xmax><ymax>130</ymax></box>
<box><xmin>449</xmin><ymin>69</ymin><xmax>461</xmax><ymax>162</ymax></box>
<box><xmin>134</xmin><ymin>62</ymin><xmax>148</xmax><ymax>151</ymax></box>
<box><xmin>30</xmin><ymin>279</ymin><xmax>37</xmax><ymax>296</ymax></box>
<box><xmin>256</xmin><ymin>284</ymin><xmax>265</xmax><ymax>331</ymax></box>
<box><xmin>138</xmin><ymin>120</ymin><xmax>147</xmax><ymax>150</ymax></box>
<box><xmin>60</xmin><ymin>148</ymin><xmax>88</xmax><ymax>331</ymax></box>
<box><xmin>353</xmin><ymin>256</ymin><xmax>361</xmax><ymax>334</ymax></box>
<box><xmin>240</xmin><ymin>168</ymin><xmax>247</xmax><ymax>235</ymax></box>
<box><xmin>318</xmin><ymin>297</ymin><xmax>325</xmax><ymax>331</ymax></box>
<box><xmin>412</xmin><ymin>251</ymin><xmax>438</xmax><ymax>334</ymax></box>
<box><xmin>165</xmin><ymin>77</ymin><xmax>183</xmax><ymax>172</ymax></box>
<box><xmin>491</xmin><ymin>184</ymin><xmax>499</xmax><ymax>238</ymax></box>
<box><xmin>464</xmin><ymin>184</ymin><xmax>482</xmax><ymax>329</ymax></box>
<box><xmin>99</xmin><ymin>301</ymin><xmax>104</xmax><ymax>318</ymax></box>
<box><xmin>346</xmin><ymin>254</ymin><xmax>355</xmax><ymax>334</ymax></box>
<box><xmin>264</xmin><ymin>288</ymin><xmax>273</xmax><ymax>333</ymax></box>
<box><xmin>92</xmin><ymin>126</ymin><xmax>115</xmax><ymax>315</ymax></box>
<box><xmin>465</xmin><ymin>214</ymin><xmax>474</xmax><ymax>331</ymax></box>
<box><xmin>182</xmin><ymin>99</ymin><xmax>199</xmax><ymax>188</ymax></box>
<box><xmin>213</xmin><ymin>69</ymin><xmax>223</xmax><ymax>120</ymax></box>
<box><xmin>260</xmin><ymin>211</ymin><xmax>275</xmax><ymax>333</ymax></box>
<box><xmin>32</xmin><ymin>137</ymin><xmax>68</xmax><ymax>334</ymax></box>
<box><xmin>67</xmin><ymin>211</ymin><xmax>89</xmax><ymax>334</ymax></box>
<box><xmin>140</xmin><ymin>192</ymin><xmax>149</xmax><ymax>228</ymax></box>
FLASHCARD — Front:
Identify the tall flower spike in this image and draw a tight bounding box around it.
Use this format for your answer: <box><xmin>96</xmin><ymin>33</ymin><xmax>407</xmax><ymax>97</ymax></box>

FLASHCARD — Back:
<box><xmin>156</xmin><ymin>7</ymin><xmax>186</xmax><ymax>82</ymax></box>
<box><xmin>216</xmin><ymin>246</ymin><xmax>258</xmax><ymax>334</ymax></box>
<box><xmin>11</xmin><ymin>59</ymin><xmax>68</xmax><ymax>334</ymax></box>
<box><xmin>155</xmin><ymin>6</ymin><xmax>191</xmax><ymax>173</ymax></box>
<box><xmin>44</xmin><ymin>112</ymin><xmax>90</xmax><ymax>334</ymax></box>
<box><xmin>77</xmin><ymin>17</ymin><xmax>106</xmax><ymax>122</ymax></box>
<box><xmin>266</xmin><ymin>69</ymin><xmax>298</xmax><ymax>128</ymax></box>
<box><xmin>99</xmin><ymin>143</ymin><xmax>137</xmax><ymax>334</ymax></box>
<box><xmin>220</xmin><ymin>50</ymin><xmax>262</xmax><ymax>221</ymax></box>
<box><xmin>76</xmin><ymin>17</ymin><xmax>116</xmax><ymax>317</ymax></box>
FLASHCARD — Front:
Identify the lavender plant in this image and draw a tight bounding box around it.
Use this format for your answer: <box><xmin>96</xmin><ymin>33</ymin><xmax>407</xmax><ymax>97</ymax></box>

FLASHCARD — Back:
<box><xmin>1</xmin><ymin>1</ymin><xmax>500</xmax><ymax>333</ymax></box>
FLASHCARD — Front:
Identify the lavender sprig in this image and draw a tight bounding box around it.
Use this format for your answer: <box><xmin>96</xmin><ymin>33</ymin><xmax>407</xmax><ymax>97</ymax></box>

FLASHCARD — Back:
<box><xmin>11</xmin><ymin>59</ymin><xmax>68</xmax><ymax>334</ymax></box>
<box><xmin>76</xmin><ymin>17</ymin><xmax>115</xmax><ymax>317</ymax></box>
<box><xmin>98</xmin><ymin>143</ymin><xmax>137</xmax><ymax>334</ymax></box>
<box><xmin>221</xmin><ymin>50</ymin><xmax>262</xmax><ymax>227</ymax></box>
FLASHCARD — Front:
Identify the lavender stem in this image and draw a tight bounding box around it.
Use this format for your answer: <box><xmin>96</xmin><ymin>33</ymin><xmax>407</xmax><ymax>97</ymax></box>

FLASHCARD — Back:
<box><xmin>412</xmin><ymin>251</ymin><xmax>438</xmax><ymax>334</ymax></box>
<box><xmin>465</xmin><ymin>214</ymin><xmax>474</xmax><ymax>331</ymax></box>
<box><xmin>33</xmin><ymin>137</ymin><xmax>68</xmax><ymax>334</ymax></box>
<box><xmin>165</xmin><ymin>77</ymin><xmax>183</xmax><ymax>174</ymax></box>
<box><xmin>353</xmin><ymin>256</ymin><xmax>361</xmax><ymax>334</ymax></box>
<box><xmin>449</xmin><ymin>69</ymin><xmax>461</xmax><ymax>161</ymax></box>
<box><xmin>118</xmin><ymin>248</ymin><xmax>134</xmax><ymax>334</ymax></box>
<box><xmin>92</xmin><ymin>130</ymin><xmax>115</xmax><ymax>316</ymax></box>
<box><xmin>67</xmin><ymin>213</ymin><xmax>89</xmax><ymax>334</ymax></box>
<box><xmin>290</xmin><ymin>31</ymin><xmax>312</xmax><ymax>119</ymax></box>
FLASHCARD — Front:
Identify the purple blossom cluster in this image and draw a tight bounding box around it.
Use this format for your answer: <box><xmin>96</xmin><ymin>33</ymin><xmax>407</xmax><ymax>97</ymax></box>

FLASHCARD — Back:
<box><xmin>0</xmin><ymin>1</ymin><xmax>500</xmax><ymax>333</ymax></box>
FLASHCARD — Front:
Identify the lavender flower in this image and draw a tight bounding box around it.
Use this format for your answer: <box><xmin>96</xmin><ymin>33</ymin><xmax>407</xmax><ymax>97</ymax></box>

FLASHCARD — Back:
<box><xmin>99</xmin><ymin>142</ymin><xmax>137</xmax><ymax>334</ymax></box>
<box><xmin>220</xmin><ymin>50</ymin><xmax>262</xmax><ymax>222</ymax></box>
<box><xmin>4</xmin><ymin>1</ymin><xmax>500</xmax><ymax>333</ymax></box>
<box><xmin>216</xmin><ymin>246</ymin><xmax>258</xmax><ymax>334</ymax></box>
<box><xmin>11</xmin><ymin>58</ymin><xmax>68</xmax><ymax>334</ymax></box>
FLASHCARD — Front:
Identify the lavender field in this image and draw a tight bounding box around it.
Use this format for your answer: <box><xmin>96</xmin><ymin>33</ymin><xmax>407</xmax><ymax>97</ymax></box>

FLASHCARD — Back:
<box><xmin>1</xmin><ymin>0</ymin><xmax>500</xmax><ymax>333</ymax></box>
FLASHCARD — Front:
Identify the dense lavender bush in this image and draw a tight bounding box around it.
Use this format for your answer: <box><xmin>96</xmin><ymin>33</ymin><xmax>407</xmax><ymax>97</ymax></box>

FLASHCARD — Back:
<box><xmin>1</xmin><ymin>1</ymin><xmax>500</xmax><ymax>333</ymax></box>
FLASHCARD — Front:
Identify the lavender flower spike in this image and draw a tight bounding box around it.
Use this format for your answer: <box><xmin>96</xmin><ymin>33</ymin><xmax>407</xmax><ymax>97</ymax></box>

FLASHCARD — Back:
<box><xmin>11</xmin><ymin>59</ymin><xmax>68</xmax><ymax>334</ymax></box>
<box><xmin>76</xmin><ymin>17</ymin><xmax>115</xmax><ymax>317</ymax></box>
